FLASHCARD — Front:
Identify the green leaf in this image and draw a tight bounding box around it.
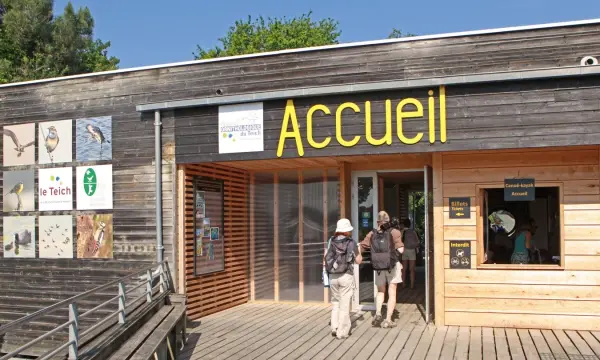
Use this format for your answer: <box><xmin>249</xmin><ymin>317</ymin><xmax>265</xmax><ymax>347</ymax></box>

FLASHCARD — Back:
<box><xmin>194</xmin><ymin>11</ymin><xmax>341</xmax><ymax>60</ymax></box>
<box><xmin>0</xmin><ymin>0</ymin><xmax>119</xmax><ymax>84</ymax></box>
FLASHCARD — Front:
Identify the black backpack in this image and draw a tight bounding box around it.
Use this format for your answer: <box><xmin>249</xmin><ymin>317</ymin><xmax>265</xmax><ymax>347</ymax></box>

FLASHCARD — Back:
<box><xmin>325</xmin><ymin>237</ymin><xmax>354</xmax><ymax>274</ymax></box>
<box><xmin>370</xmin><ymin>228</ymin><xmax>397</xmax><ymax>271</ymax></box>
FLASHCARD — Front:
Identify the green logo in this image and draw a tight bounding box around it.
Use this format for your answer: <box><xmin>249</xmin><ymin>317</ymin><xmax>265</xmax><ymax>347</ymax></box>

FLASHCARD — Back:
<box><xmin>83</xmin><ymin>168</ymin><xmax>97</xmax><ymax>196</ymax></box>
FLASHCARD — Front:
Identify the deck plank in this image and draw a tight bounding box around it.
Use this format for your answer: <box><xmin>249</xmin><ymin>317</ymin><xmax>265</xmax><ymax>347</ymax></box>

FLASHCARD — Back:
<box><xmin>439</xmin><ymin>326</ymin><xmax>458</xmax><ymax>360</ymax></box>
<box><xmin>505</xmin><ymin>329</ymin><xmax>526</xmax><ymax>360</ymax></box>
<box><xmin>579</xmin><ymin>331</ymin><xmax>600</xmax><ymax>358</ymax></box>
<box><xmin>284</xmin><ymin>312</ymin><xmax>367</xmax><ymax>360</ymax></box>
<box><xmin>530</xmin><ymin>330</ymin><xmax>555</xmax><ymax>360</ymax></box>
<box><xmin>218</xmin><ymin>305</ymin><xmax>321</xmax><ymax>360</ymax></box>
<box><xmin>482</xmin><ymin>328</ymin><xmax>496</xmax><ymax>360</ymax></box>
<box><xmin>516</xmin><ymin>329</ymin><xmax>539</xmax><ymax>360</ymax></box>
<box><xmin>410</xmin><ymin>325</ymin><xmax>437</xmax><ymax>360</ymax></box>
<box><xmin>396</xmin><ymin>315</ymin><xmax>428</xmax><ymax>360</ymax></box>
<box><xmin>454</xmin><ymin>327</ymin><xmax>471</xmax><ymax>360</ymax></box>
<box><xmin>236</xmin><ymin>306</ymin><xmax>330</xmax><ymax>360</ymax></box>
<box><xmin>177</xmin><ymin>303</ymin><xmax>600</xmax><ymax>360</ymax></box>
<box><xmin>313</xmin><ymin>309</ymin><xmax>373</xmax><ymax>360</ymax></box>
<box><xmin>425</xmin><ymin>326</ymin><xmax>448</xmax><ymax>360</ymax></box>
<box><xmin>356</xmin><ymin>312</ymin><xmax>412</xmax><ymax>360</ymax></box>
<box><xmin>382</xmin><ymin>313</ymin><xmax>424</xmax><ymax>360</ymax></box>
<box><xmin>365</xmin><ymin>312</ymin><xmax>410</xmax><ymax>360</ymax></box>
<box><xmin>254</xmin><ymin>308</ymin><xmax>334</xmax><ymax>360</ymax></box>
<box><xmin>541</xmin><ymin>330</ymin><xmax>567</xmax><ymax>359</ymax></box>
<box><xmin>553</xmin><ymin>330</ymin><xmax>581</xmax><ymax>358</ymax></box>
<box><xmin>494</xmin><ymin>328</ymin><xmax>511</xmax><ymax>360</ymax></box>
<box><xmin>294</xmin><ymin>312</ymin><xmax>372</xmax><ymax>360</ymax></box>
<box><xmin>185</xmin><ymin>304</ymin><xmax>305</xmax><ymax>360</ymax></box>
<box><xmin>565</xmin><ymin>330</ymin><xmax>597</xmax><ymax>358</ymax></box>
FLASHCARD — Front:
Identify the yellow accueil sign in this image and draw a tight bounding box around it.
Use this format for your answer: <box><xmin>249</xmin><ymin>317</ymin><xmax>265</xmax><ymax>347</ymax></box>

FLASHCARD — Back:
<box><xmin>277</xmin><ymin>86</ymin><xmax>447</xmax><ymax>157</ymax></box>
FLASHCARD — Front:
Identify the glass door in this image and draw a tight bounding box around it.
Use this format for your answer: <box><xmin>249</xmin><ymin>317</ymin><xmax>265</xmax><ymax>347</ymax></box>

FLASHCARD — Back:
<box><xmin>351</xmin><ymin>171</ymin><xmax>379</xmax><ymax>311</ymax></box>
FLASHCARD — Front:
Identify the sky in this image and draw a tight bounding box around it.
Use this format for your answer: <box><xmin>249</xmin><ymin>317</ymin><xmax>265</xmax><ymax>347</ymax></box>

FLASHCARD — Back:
<box><xmin>55</xmin><ymin>0</ymin><xmax>600</xmax><ymax>70</ymax></box>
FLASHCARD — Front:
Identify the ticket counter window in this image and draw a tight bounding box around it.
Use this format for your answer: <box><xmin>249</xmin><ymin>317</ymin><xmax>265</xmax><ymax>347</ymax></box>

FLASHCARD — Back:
<box><xmin>481</xmin><ymin>186</ymin><xmax>561</xmax><ymax>266</ymax></box>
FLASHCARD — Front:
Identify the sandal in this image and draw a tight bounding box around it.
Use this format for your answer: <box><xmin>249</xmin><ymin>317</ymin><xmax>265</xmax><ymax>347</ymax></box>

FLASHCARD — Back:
<box><xmin>381</xmin><ymin>320</ymin><xmax>397</xmax><ymax>329</ymax></box>
<box><xmin>372</xmin><ymin>314</ymin><xmax>383</xmax><ymax>327</ymax></box>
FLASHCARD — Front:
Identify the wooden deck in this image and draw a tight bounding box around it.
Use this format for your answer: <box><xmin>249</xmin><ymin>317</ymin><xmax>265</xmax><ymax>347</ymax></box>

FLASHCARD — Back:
<box><xmin>178</xmin><ymin>295</ymin><xmax>600</xmax><ymax>359</ymax></box>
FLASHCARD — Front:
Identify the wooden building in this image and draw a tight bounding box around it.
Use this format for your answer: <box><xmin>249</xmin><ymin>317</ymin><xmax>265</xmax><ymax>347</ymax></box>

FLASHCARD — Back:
<box><xmin>1</xmin><ymin>17</ymin><xmax>600</xmax><ymax>340</ymax></box>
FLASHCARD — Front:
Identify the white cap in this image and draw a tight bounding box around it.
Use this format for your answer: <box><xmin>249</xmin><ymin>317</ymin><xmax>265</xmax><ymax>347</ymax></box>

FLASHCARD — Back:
<box><xmin>335</xmin><ymin>218</ymin><xmax>354</xmax><ymax>233</ymax></box>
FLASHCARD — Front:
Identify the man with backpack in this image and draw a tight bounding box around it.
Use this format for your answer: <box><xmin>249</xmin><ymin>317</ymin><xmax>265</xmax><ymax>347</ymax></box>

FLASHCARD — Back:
<box><xmin>356</xmin><ymin>211</ymin><xmax>404</xmax><ymax>328</ymax></box>
<box><xmin>324</xmin><ymin>218</ymin><xmax>358</xmax><ymax>340</ymax></box>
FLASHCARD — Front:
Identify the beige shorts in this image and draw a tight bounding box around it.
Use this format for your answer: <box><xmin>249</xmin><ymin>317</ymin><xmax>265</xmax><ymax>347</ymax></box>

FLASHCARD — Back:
<box><xmin>374</xmin><ymin>261</ymin><xmax>403</xmax><ymax>287</ymax></box>
<box><xmin>402</xmin><ymin>249</ymin><xmax>417</xmax><ymax>261</ymax></box>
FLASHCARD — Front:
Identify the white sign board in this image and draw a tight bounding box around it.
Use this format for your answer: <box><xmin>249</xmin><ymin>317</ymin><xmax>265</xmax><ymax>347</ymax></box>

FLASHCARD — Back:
<box><xmin>76</xmin><ymin>164</ymin><xmax>113</xmax><ymax>210</ymax></box>
<box><xmin>38</xmin><ymin>167</ymin><xmax>73</xmax><ymax>211</ymax></box>
<box><xmin>218</xmin><ymin>102</ymin><xmax>264</xmax><ymax>154</ymax></box>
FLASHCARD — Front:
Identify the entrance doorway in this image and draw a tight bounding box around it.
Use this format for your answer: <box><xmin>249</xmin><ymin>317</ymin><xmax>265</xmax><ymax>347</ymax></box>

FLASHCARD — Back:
<box><xmin>351</xmin><ymin>167</ymin><xmax>434</xmax><ymax>323</ymax></box>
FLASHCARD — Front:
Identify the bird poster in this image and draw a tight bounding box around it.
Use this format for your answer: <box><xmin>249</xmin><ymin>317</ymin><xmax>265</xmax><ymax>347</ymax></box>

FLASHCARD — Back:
<box><xmin>76</xmin><ymin>214</ymin><xmax>113</xmax><ymax>259</ymax></box>
<box><xmin>38</xmin><ymin>167</ymin><xmax>74</xmax><ymax>211</ymax></box>
<box><xmin>3</xmin><ymin>216</ymin><xmax>36</xmax><ymax>258</ymax></box>
<box><xmin>2</xmin><ymin>123</ymin><xmax>35</xmax><ymax>166</ymax></box>
<box><xmin>3</xmin><ymin>170</ymin><xmax>35</xmax><ymax>212</ymax></box>
<box><xmin>38</xmin><ymin>119</ymin><xmax>73</xmax><ymax>164</ymax></box>
<box><xmin>39</xmin><ymin>216</ymin><xmax>73</xmax><ymax>259</ymax></box>
<box><xmin>76</xmin><ymin>116</ymin><xmax>113</xmax><ymax>161</ymax></box>
<box><xmin>76</xmin><ymin>165</ymin><xmax>113</xmax><ymax>210</ymax></box>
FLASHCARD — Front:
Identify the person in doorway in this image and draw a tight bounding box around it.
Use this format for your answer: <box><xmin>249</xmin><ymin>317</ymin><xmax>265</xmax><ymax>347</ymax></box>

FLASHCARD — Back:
<box><xmin>511</xmin><ymin>218</ymin><xmax>537</xmax><ymax>264</ymax></box>
<box><xmin>323</xmin><ymin>218</ymin><xmax>358</xmax><ymax>340</ymax></box>
<box><xmin>400</xmin><ymin>218</ymin><xmax>419</xmax><ymax>289</ymax></box>
<box><xmin>357</xmin><ymin>211</ymin><xmax>404</xmax><ymax>329</ymax></box>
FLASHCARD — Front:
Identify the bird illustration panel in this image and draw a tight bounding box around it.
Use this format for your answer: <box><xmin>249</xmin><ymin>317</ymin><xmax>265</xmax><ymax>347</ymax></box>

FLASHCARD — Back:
<box><xmin>3</xmin><ymin>216</ymin><xmax>36</xmax><ymax>258</ymax></box>
<box><xmin>76</xmin><ymin>165</ymin><xmax>113</xmax><ymax>210</ymax></box>
<box><xmin>38</xmin><ymin>119</ymin><xmax>73</xmax><ymax>165</ymax></box>
<box><xmin>76</xmin><ymin>214</ymin><xmax>113</xmax><ymax>259</ymax></box>
<box><xmin>3</xmin><ymin>170</ymin><xmax>35</xmax><ymax>212</ymax></box>
<box><xmin>2</xmin><ymin>123</ymin><xmax>36</xmax><ymax>166</ymax></box>
<box><xmin>76</xmin><ymin>116</ymin><xmax>112</xmax><ymax>162</ymax></box>
<box><xmin>39</xmin><ymin>215</ymin><xmax>73</xmax><ymax>259</ymax></box>
<box><xmin>38</xmin><ymin>167</ymin><xmax>73</xmax><ymax>211</ymax></box>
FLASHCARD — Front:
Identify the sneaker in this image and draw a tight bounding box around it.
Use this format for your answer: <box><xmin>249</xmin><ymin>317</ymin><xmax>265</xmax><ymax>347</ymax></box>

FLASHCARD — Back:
<box><xmin>337</xmin><ymin>334</ymin><xmax>349</xmax><ymax>340</ymax></box>
<box><xmin>331</xmin><ymin>330</ymin><xmax>337</xmax><ymax>337</ymax></box>
<box><xmin>381</xmin><ymin>320</ymin><xmax>397</xmax><ymax>329</ymax></box>
<box><xmin>372</xmin><ymin>314</ymin><xmax>383</xmax><ymax>327</ymax></box>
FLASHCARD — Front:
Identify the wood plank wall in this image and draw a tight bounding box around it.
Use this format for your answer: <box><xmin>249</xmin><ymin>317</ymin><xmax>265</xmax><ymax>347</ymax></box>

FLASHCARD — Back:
<box><xmin>182</xmin><ymin>163</ymin><xmax>250</xmax><ymax>319</ymax></box>
<box><xmin>441</xmin><ymin>146</ymin><xmax>600</xmax><ymax>330</ymax></box>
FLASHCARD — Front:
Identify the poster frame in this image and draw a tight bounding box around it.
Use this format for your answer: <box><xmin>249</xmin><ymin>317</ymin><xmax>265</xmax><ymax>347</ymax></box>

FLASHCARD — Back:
<box><xmin>192</xmin><ymin>176</ymin><xmax>225</xmax><ymax>276</ymax></box>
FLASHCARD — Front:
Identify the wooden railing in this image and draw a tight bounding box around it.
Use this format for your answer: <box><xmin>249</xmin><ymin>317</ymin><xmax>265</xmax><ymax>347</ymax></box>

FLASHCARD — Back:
<box><xmin>0</xmin><ymin>261</ymin><xmax>171</xmax><ymax>360</ymax></box>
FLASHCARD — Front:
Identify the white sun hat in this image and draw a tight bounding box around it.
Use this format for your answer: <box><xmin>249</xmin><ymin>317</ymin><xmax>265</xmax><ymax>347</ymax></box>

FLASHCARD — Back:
<box><xmin>336</xmin><ymin>218</ymin><xmax>354</xmax><ymax>233</ymax></box>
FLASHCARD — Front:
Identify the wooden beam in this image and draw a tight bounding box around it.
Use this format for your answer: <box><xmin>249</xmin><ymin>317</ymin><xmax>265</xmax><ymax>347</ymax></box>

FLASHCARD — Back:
<box><xmin>338</xmin><ymin>161</ymin><xmax>351</xmax><ymax>219</ymax></box>
<box><xmin>299</xmin><ymin>170</ymin><xmax>304</xmax><ymax>303</ymax></box>
<box><xmin>177</xmin><ymin>165</ymin><xmax>186</xmax><ymax>295</ymax></box>
<box><xmin>433</xmin><ymin>153</ymin><xmax>445</xmax><ymax>327</ymax></box>
<box><xmin>379</xmin><ymin>176</ymin><xmax>385</xmax><ymax>213</ymax></box>
<box><xmin>250</xmin><ymin>173</ymin><xmax>256</xmax><ymax>301</ymax></box>
<box><xmin>323</xmin><ymin>169</ymin><xmax>329</xmax><ymax>304</ymax></box>
<box><xmin>274</xmin><ymin>173</ymin><xmax>280</xmax><ymax>302</ymax></box>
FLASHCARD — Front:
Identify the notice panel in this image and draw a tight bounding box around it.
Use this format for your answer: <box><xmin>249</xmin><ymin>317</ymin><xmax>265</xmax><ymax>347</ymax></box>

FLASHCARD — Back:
<box><xmin>504</xmin><ymin>178</ymin><xmax>535</xmax><ymax>201</ymax></box>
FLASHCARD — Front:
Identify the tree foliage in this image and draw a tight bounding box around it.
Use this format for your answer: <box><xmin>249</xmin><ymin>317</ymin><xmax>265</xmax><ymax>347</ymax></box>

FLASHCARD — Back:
<box><xmin>0</xmin><ymin>0</ymin><xmax>119</xmax><ymax>84</ymax></box>
<box><xmin>388</xmin><ymin>28</ymin><xmax>417</xmax><ymax>39</ymax></box>
<box><xmin>194</xmin><ymin>11</ymin><xmax>341</xmax><ymax>60</ymax></box>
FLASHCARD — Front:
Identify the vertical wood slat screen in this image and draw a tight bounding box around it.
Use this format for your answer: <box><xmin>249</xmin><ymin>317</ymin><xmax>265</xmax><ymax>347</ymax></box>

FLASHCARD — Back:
<box><xmin>183</xmin><ymin>163</ymin><xmax>250</xmax><ymax>319</ymax></box>
<box><xmin>250</xmin><ymin>168</ymin><xmax>340</xmax><ymax>304</ymax></box>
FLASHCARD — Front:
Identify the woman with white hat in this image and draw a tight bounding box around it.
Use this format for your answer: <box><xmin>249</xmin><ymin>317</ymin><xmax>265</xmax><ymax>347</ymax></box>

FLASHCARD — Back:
<box><xmin>323</xmin><ymin>218</ymin><xmax>358</xmax><ymax>340</ymax></box>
